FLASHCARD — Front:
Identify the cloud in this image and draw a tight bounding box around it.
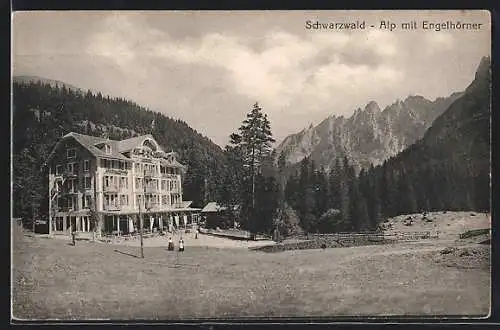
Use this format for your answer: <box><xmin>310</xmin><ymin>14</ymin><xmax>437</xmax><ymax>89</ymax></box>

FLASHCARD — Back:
<box><xmin>14</xmin><ymin>11</ymin><xmax>490</xmax><ymax>146</ymax></box>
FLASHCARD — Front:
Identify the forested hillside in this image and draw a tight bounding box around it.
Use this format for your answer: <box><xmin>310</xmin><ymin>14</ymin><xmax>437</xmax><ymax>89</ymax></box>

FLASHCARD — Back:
<box><xmin>13</xmin><ymin>80</ymin><xmax>228</xmax><ymax>220</ymax></box>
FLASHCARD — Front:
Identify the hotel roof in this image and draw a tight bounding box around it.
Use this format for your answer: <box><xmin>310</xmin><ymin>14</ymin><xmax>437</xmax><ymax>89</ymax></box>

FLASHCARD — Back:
<box><xmin>43</xmin><ymin>132</ymin><xmax>185</xmax><ymax>168</ymax></box>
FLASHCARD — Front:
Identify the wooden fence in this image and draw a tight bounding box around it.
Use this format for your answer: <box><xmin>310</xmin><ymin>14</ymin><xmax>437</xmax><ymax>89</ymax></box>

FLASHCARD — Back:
<box><xmin>295</xmin><ymin>231</ymin><xmax>439</xmax><ymax>242</ymax></box>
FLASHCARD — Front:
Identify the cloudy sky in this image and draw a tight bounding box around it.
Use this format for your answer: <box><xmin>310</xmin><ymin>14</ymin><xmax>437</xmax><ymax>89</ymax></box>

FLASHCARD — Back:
<box><xmin>13</xmin><ymin>10</ymin><xmax>490</xmax><ymax>147</ymax></box>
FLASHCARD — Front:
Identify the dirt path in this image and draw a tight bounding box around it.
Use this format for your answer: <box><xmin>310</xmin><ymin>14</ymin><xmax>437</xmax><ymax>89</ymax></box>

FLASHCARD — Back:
<box><xmin>51</xmin><ymin>231</ymin><xmax>275</xmax><ymax>249</ymax></box>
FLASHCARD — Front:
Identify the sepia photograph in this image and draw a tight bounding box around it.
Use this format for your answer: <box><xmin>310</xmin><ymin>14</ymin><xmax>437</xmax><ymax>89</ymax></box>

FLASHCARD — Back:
<box><xmin>11</xmin><ymin>10</ymin><xmax>491</xmax><ymax>321</ymax></box>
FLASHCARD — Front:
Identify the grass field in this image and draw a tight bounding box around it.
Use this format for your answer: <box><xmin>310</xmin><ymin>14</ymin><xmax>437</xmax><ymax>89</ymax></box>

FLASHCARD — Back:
<box><xmin>12</xmin><ymin>214</ymin><xmax>490</xmax><ymax>320</ymax></box>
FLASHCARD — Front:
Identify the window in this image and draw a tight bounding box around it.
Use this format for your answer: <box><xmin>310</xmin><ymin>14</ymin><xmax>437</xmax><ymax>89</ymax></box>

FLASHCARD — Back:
<box><xmin>120</xmin><ymin>176</ymin><xmax>128</xmax><ymax>189</ymax></box>
<box><xmin>67</xmin><ymin>196</ymin><xmax>74</xmax><ymax>209</ymax></box>
<box><xmin>83</xmin><ymin>195</ymin><xmax>91</xmax><ymax>208</ymax></box>
<box><xmin>55</xmin><ymin>165</ymin><xmax>62</xmax><ymax>175</ymax></box>
<box><xmin>67</xmin><ymin>148</ymin><xmax>76</xmax><ymax>159</ymax></box>
<box><xmin>161</xmin><ymin>180</ymin><xmax>166</xmax><ymax>190</ymax></box>
<box><xmin>119</xmin><ymin>195</ymin><xmax>129</xmax><ymax>206</ymax></box>
<box><xmin>67</xmin><ymin>163</ymin><xmax>74</xmax><ymax>174</ymax></box>
<box><xmin>84</xmin><ymin>160</ymin><xmax>90</xmax><ymax>172</ymax></box>
<box><xmin>84</xmin><ymin>177</ymin><xmax>91</xmax><ymax>190</ymax></box>
<box><xmin>67</xmin><ymin>179</ymin><xmax>74</xmax><ymax>192</ymax></box>
<box><xmin>104</xmin><ymin>144</ymin><xmax>112</xmax><ymax>155</ymax></box>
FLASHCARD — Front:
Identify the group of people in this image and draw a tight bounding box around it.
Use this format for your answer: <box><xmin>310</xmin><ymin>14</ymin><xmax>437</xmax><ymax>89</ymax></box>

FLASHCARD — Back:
<box><xmin>166</xmin><ymin>228</ymin><xmax>200</xmax><ymax>252</ymax></box>
<box><xmin>167</xmin><ymin>237</ymin><xmax>184</xmax><ymax>252</ymax></box>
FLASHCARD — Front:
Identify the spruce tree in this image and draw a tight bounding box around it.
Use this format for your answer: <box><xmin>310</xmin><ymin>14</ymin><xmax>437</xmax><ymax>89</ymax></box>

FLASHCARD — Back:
<box><xmin>328</xmin><ymin>158</ymin><xmax>342</xmax><ymax>211</ymax></box>
<box><xmin>225</xmin><ymin>102</ymin><xmax>276</xmax><ymax>236</ymax></box>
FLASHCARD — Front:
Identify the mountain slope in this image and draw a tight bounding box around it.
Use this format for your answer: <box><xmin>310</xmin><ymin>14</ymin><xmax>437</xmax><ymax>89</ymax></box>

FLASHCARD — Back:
<box><xmin>276</xmin><ymin>91</ymin><xmax>463</xmax><ymax>173</ymax></box>
<box><xmin>378</xmin><ymin>56</ymin><xmax>491</xmax><ymax>214</ymax></box>
<box><xmin>421</xmin><ymin>56</ymin><xmax>490</xmax><ymax>165</ymax></box>
<box><xmin>13</xmin><ymin>75</ymin><xmax>84</xmax><ymax>93</ymax></box>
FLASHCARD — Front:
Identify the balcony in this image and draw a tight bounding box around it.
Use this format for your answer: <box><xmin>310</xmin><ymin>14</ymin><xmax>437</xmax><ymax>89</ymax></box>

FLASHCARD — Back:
<box><xmin>56</xmin><ymin>170</ymin><xmax>77</xmax><ymax>178</ymax></box>
<box><xmin>105</xmin><ymin>169</ymin><xmax>128</xmax><ymax>176</ymax></box>
<box><xmin>64</xmin><ymin>189</ymin><xmax>79</xmax><ymax>195</ymax></box>
<box><xmin>144</xmin><ymin>186</ymin><xmax>159</xmax><ymax>194</ymax></box>
<box><xmin>103</xmin><ymin>204</ymin><xmax>121</xmax><ymax>211</ymax></box>
<box><xmin>118</xmin><ymin>185</ymin><xmax>129</xmax><ymax>193</ymax></box>
<box><xmin>103</xmin><ymin>185</ymin><xmax>119</xmax><ymax>193</ymax></box>
<box><xmin>143</xmin><ymin>169</ymin><xmax>157</xmax><ymax>178</ymax></box>
<box><xmin>144</xmin><ymin>203</ymin><xmax>160</xmax><ymax>211</ymax></box>
<box><xmin>161</xmin><ymin>173</ymin><xmax>178</xmax><ymax>179</ymax></box>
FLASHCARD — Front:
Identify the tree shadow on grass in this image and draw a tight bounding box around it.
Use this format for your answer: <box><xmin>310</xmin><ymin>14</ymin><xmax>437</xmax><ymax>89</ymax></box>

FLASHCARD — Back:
<box><xmin>114</xmin><ymin>249</ymin><xmax>140</xmax><ymax>258</ymax></box>
<box><xmin>113</xmin><ymin>249</ymin><xmax>200</xmax><ymax>268</ymax></box>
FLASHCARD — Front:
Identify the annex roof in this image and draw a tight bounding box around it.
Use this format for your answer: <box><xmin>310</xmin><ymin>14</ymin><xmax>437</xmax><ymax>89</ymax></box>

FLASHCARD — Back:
<box><xmin>201</xmin><ymin>202</ymin><xmax>239</xmax><ymax>213</ymax></box>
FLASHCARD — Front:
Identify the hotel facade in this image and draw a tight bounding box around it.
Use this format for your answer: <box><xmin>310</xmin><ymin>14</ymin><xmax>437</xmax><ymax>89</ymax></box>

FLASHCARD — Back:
<box><xmin>46</xmin><ymin>132</ymin><xmax>200</xmax><ymax>236</ymax></box>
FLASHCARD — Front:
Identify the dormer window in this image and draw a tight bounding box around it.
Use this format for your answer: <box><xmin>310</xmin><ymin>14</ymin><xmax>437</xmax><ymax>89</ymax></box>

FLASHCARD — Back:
<box><xmin>104</xmin><ymin>144</ymin><xmax>112</xmax><ymax>155</ymax></box>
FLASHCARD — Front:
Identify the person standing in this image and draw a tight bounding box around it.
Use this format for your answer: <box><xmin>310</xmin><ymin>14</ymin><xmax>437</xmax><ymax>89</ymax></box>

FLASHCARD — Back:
<box><xmin>179</xmin><ymin>237</ymin><xmax>184</xmax><ymax>252</ymax></box>
<box><xmin>168</xmin><ymin>237</ymin><xmax>174</xmax><ymax>251</ymax></box>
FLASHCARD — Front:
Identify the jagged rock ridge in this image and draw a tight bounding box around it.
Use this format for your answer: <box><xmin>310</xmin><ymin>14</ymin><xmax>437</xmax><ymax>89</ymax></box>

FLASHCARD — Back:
<box><xmin>275</xmin><ymin>91</ymin><xmax>464</xmax><ymax>172</ymax></box>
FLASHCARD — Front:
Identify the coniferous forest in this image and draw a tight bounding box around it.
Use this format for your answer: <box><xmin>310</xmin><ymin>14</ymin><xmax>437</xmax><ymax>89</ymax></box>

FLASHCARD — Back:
<box><xmin>12</xmin><ymin>56</ymin><xmax>490</xmax><ymax>236</ymax></box>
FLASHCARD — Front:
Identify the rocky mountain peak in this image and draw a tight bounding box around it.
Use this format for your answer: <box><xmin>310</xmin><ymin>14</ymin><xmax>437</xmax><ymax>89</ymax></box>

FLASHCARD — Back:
<box><xmin>364</xmin><ymin>101</ymin><xmax>381</xmax><ymax>113</ymax></box>
<box><xmin>466</xmin><ymin>56</ymin><xmax>490</xmax><ymax>94</ymax></box>
<box><xmin>275</xmin><ymin>90</ymin><xmax>464</xmax><ymax>173</ymax></box>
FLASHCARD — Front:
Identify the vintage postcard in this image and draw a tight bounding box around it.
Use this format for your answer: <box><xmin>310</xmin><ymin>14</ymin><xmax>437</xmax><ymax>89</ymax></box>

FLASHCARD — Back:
<box><xmin>11</xmin><ymin>10</ymin><xmax>491</xmax><ymax>321</ymax></box>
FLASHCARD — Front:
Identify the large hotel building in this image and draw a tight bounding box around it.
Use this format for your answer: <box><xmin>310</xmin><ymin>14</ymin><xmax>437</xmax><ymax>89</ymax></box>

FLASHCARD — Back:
<box><xmin>45</xmin><ymin>132</ymin><xmax>200</xmax><ymax>236</ymax></box>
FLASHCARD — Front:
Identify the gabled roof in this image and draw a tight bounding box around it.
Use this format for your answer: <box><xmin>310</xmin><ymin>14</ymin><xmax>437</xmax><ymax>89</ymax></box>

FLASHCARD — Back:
<box><xmin>159</xmin><ymin>157</ymin><xmax>186</xmax><ymax>169</ymax></box>
<box><xmin>43</xmin><ymin>132</ymin><xmax>132</xmax><ymax>167</ymax></box>
<box><xmin>42</xmin><ymin>131</ymin><xmax>185</xmax><ymax>169</ymax></box>
<box><xmin>68</xmin><ymin>132</ymin><xmax>131</xmax><ymax>161</ymax></box>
